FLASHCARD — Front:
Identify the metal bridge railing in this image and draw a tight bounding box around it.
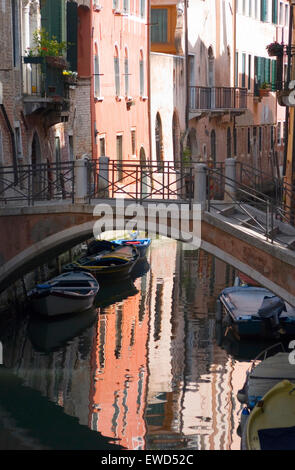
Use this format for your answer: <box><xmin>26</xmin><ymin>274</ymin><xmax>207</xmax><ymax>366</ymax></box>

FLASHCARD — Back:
<box><xmin>87</xmin><ymin>159</ymin><xmax>194</xmax><ymax>204</ymax></box>
<box><xmin>0</xmin><ymin>161</ymin><xmax>75</xmax><ymax>206</ymax></box>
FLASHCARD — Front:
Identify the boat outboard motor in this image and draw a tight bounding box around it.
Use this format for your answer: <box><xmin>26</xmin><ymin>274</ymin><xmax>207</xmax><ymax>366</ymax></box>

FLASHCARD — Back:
<box><xmin>257</xmin><ymin>295</ymin><xmax>286</xmax><ymax>337</ymax></box>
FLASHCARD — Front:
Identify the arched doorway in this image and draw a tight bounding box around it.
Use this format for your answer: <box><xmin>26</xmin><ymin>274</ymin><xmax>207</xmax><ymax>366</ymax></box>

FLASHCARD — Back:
<box><xmin>31</xmin><ymin>132</ymin><xmax>42</xmax><ymax>198</ymax></box>
<box><xmin>140</xmin><ymin>146</ymin><xmax>149</xmax><ymax>198</ymax></box>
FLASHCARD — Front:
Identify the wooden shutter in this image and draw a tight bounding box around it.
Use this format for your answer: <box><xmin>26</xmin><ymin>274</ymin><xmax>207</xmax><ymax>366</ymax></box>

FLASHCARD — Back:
<box><xmin>272</xmin><ymin>0</ymin><xmax>278</xmax><ymax>23</ymax></box>
<box><xmin>260</xmin><ymin>0</ymin><xmax>267</xmax><ymax>21</ymax></box>
<box><xmin>67</xmin><ymin>1</ymin><xmax>78</xmax><ymax>71</ymax></box>
<box><xmin>151</xmin><ymin>9</ymin><xmax>168</xmax><ymax>43</ymax></box>
<box><xmin>271</xmin><ymin>60</ymin><xmax>277</xmax><ymax>90</ymax></box>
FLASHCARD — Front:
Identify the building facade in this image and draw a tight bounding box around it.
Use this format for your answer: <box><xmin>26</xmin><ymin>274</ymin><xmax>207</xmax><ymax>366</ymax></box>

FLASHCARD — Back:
<box><xmin>91</xmin><ymin>0</ymin><xmax>150</xmax><ymax>166</ymax></box>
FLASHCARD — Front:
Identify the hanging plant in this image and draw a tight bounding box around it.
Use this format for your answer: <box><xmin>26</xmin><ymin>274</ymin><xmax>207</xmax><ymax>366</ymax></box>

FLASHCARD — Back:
<box><xmin>266</xmin><ymin>41</ymin><xmax>284</xmax><ymax>57</ymax></box>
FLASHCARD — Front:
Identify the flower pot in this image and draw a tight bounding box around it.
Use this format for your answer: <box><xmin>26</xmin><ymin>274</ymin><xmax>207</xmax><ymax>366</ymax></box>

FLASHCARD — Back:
<box><xmin>259</xmin><ymin>88</ymin><xmax>270</xmax><ymax>98</ymax></box>
<box><xmin>45</xmin><ymin>56</ymin><xmax>68</xmax><ymax>69</ymax></box>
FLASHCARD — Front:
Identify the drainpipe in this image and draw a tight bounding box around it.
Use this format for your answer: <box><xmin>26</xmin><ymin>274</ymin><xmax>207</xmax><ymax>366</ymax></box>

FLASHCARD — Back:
<box><xmin>184</xmin><ymin>0</ymin><xmax>189</xmax><ymax>130</ymax></box>
<box><xmin>147</xmin><ymin>0</ymin><xmax>152</xmax><ymax>162</ymax></box>
<box><xmin>233</xmin><ymin>0</ymin><xmax>237</xmax><ymax>157</ymax></box>
<box><xmin>283</xmin><ymin>4</ymin><xmax>293</xmax><ymax>176</ymax></box>
<box><xmin>0</xmin><ymin>95</ymin><xmax>18</xmax><ymax>184</ymax></box>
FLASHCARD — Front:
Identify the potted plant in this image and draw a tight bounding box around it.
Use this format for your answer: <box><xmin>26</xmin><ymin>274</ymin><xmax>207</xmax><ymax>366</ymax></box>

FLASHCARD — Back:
<box><xmin>266</xmin><ymin>41</ymin><xmax>284</xmax><ymax>57</ymax></box>
<box><xmin>62</xmin><ymin>70</ymin><xmax>78</xmax><ymax>85</ymax></box>
<box><xmin>24</xmin><ymin>29</ymin><xmax>68</xmax><ymax>69</ymax></box>
<box><xmin>259</xmin><ymin>82</ymin><xmax>271</xmax><ymax>98</ymax></box>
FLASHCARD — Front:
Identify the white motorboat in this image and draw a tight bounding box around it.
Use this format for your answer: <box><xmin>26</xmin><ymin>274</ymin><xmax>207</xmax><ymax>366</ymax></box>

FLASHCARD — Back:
<box><xmin>28</xmin><ymin>271</ymin><xmax>99</xmax><ymax>317</ymax></box>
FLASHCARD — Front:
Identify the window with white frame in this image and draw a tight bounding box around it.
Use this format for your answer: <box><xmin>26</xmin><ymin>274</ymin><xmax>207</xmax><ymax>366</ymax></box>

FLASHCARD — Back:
<box><xmin>140</xmin><ymin>0</ymin><xmax>145</xmax><ymax>18</ymax></box>
<box><xmin>14</xmin><ymin>124</ymin><xmax>22</xmax><ymax>159</ymax></box>
<box><xmin>139</xmin><ymin>53</ymin><xmax>144</xmax><ymax>96</ymax></box>
<box><xmin>114</xmin><ymin>47</ymin><xmax>120</xmax><ymax>96</ymax></box>
<box><xmin>123</xmin><ymin>0</ymin><xmax>129</xmax><ymax>13</ymax></box>
<box><xmin>124</xmin><ymin>49</ymin><xmax>129</xmax><ymax>97</ymax></box>
<box><xmin>94</xmin><ymin>49</ymin><xmax>101</xmax><ymax>98</ymax></box>
<box><xmin>113</xmin><ymin>0</ymin><xmax>119</xmax><ymax>10</ymax></box>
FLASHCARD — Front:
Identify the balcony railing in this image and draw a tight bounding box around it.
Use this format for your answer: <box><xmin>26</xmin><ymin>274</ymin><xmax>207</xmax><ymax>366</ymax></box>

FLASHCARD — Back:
<box><xmin>22</xmin><ymin>56</ymin><xmax>68</xmax><ymax>100</ymax></box>
<box><xmin>189</xmin><ymin>86</ymin><xmax>247</xmax><ymax>112</ymax></box>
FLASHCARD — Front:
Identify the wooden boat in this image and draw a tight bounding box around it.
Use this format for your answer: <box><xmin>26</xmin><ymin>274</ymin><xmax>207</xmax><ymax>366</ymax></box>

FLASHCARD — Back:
<box><xmin>218</xmin><ymin>285</ymin><xmax>295</xmax><ymax>338</ymax></box>
<box><xmin>112</xmin><ymin>238</ymin><xmax>151</xmax><ymax>258</ymax></box>
<box><xmin>246</xmin><ymin>380</ymin><xmax>295</xmax><ymax>450</ymax></box>
<box><xmin>63</xmin><ymin>245</ymin><xmax>139</xmax><ymax>280</ymax></box>
<box><xmin>28</xmin><ymin>271</ymin><xmax>99</xmax><ymax>317</ymax></box>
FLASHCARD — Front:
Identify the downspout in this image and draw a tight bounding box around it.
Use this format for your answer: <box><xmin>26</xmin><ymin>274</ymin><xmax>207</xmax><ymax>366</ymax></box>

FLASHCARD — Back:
<box><xmin>147</xmin><ymin>0</ymin><xmax>152</xmax><ymax>162</ymax></box>
<box><xmin>283</xmin><ymin>4</ymin><xmax>293</xmax><ymax>176</ymax></box>
<box><xmin>184</xmin><ymin>0</ymin><xmax>189</xmax><ymax>130</ymax></box>
<box><xmin>233</xmin><ymin>0</ymin><xmax>237</xmax><ymax>157</ymax></box>
<box><xmin>0</xmin><ymin>104</ymin><xmax>18</xmax><ymax>184</ymax></box>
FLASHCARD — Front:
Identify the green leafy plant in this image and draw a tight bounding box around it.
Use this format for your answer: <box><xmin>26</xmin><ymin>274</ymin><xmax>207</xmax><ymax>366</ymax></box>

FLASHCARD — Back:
<box><xmin>25</xmin><ymin>29</ymin><xmax>68</xmax><ymax>57</ymax></box>
<box><xmin>260</xmin><ymin>81</ymin><xmax>271</xmax><ymax>89</ymax></box>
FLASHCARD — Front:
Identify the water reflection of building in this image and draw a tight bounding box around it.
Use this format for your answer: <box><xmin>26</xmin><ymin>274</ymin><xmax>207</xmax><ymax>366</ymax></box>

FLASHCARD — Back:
<box><xmin>145</xmin><ymin>244</ymin><xmax>247</xmax><ymax>450</ymax></box>
<box><xmin>89</xmin><ymin>269</ymin><xmax>151</xmax><ymax>450</ymax></box>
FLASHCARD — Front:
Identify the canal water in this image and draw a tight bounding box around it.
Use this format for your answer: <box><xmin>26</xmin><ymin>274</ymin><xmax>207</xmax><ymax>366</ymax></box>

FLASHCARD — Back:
<box><xmin>0</xmin><ymin>238</ymin><xmax>277</xmax><ymax>450</ymax></box>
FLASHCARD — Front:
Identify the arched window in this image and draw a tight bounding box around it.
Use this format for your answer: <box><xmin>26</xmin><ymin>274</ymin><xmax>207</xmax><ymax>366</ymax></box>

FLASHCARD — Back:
<box><xmin>124</xmin><ymin>47</ymin><xmax>129</xmax><ymax>97</ymax></box>
<box><xmin>114</xmin><ymin>46</ymin><xmax>120</xmax><ymax>96</ymax></box>
<box><xmin>208</xmin><ymin>46</ymin><xmax>215</xmax><ymax>87</ymax></box>
<box><xmin>210</xmin><ymin>130</ymin><xmax>216</xmax><ymax>166</ymax></box>
<box><xmin>139</xmin><ymin>50</ymin><xmax>144</xmax><ymax>96</ymax></box>
<box><xmin>155</xmin><ymin>113</ymin><xmax>163</xmax><ymax>170</ymax></box>
<box><xmin>94</xmin><ymin>44</ymin><xmax>100</xmax><ymax>98</ymax></box>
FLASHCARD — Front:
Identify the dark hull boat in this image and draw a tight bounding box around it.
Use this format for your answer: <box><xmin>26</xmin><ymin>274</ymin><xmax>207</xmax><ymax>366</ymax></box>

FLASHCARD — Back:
<box><xmin>218</xmin><ymin>285</ymin><xmax>295</xmax><ymax>338</ymax></box>
<box><xmin>63</xmin><ymin>245</ymin><xmax>139</xmax><ymax>280</ymax></box>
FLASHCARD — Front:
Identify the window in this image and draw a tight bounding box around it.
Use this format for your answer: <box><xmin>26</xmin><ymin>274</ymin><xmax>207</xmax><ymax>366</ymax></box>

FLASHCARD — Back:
<box><xmin>131</xmin><ymin>130</ymin><xmax>136</xmax><ymax>156</ymax></box>
<box><xmin>14</xmin><ymin>125</ymin><xmax>22</xmax><ymax>159</ymax></box>
<box><xmin>114</xmin><ymin>48</ymin><xmax>120</xmax><ymax>96</ymax></box>
<box><xmin>0</xmin><ymin>129</ymin><xmax>4</xmax><ymax>165</ymax></box>
<box><xmin>227</xmin><ymin>128</ymin><xmax>232</xmax><ymax>158</ymax></box>
<box><xmin>260</xmin><ymin>0</ymin><xmax>268</xmax><ymax>22</ymax></box>
<box><xmin>259</xmin><ymin>127</ymin><xmax>262</xmax><ymax>151</ymax></box>
<box><xmin>151</xmin><ymin>9</ymin><xmax>168</xmax><ymax>43</ymax></box>
<box><xmin>270</xmin><ymin>126</ymin><xmax>274</xmax><ymax>149</ymax></box>
<box><xmin>247</xmin><ymin>127</ymin><xmax>251</xmax><ymax>154</ymax></box>
<box><xmin>123</xmin><ymin>0</ymin><xmax>129</xmax><ymax>13</ymax></box>
<box><xmin>233</xmin><ymin>128</ymin><xmax>237</xmax><ymax>156</ymax></box>
<box><xmin>116</xmin><ymin>135</ymin><xmax>123</xmax><ymax>179</ymax></box>
<box><xmin>68</xmin><ymin>135</ymin><xmax>74</xmax><ymax>161</ymax></box>
<box><xmin>124</xmin><ymin>50</ymin><xmax>129</xmax><ymax>97</ymax></box>
<box><xmin>242</xmin><ymin>0</ymin><xmax>246</xmax><ymax>15</ymax></box>
<box><xmin>248</xmin><ymin>55</ymin><xmax>251</xmax><ymax>90</ymax></box>
<box><xmin>242</xmin><ymin>53</ymin><xmax>246</xmax><ymax>87</ymax></box>
<box><xmin>235</xmin><ymin>52</ymin><xmax>239</xmax><ymax>87</ymax></box>
<box><xmin>255</xmin><ymin>0</ymin><xmax>258</xmax><ymax>18</ymax></box>
<box><xmin>11</xmin><ymin>0</ymin><xmax>20</xmax><ymax>67</ymax></box>
<box><xmin>279</xmin><ymin>2</ymin><xmax>283</xmax><ymax>24</ymax></box>
<box><xmin>100</xmin><ymin>137</ymin><xmax>106</xmax><ymax>156</ymax></box>
<box><xmin>277</xmin><ymin>122</ymin><xmax>281</xmax><ymax>145</ymax></box>
<box><xmin>272</xmin><ymin>0</ymin><xmax>278</xmax><ymax>23</ymax></box>
<box><xmin>94</xmin><ymin>50</ymin><xmax>100</xmax><ymax>98</ymax></box>
<box><xmin>155</xmin><ymin>113</ymin><xmax>163</xmax><ymax>170</ymax></box>
<box><xmin>113</xmin><ymin>0</ymin><xmax>119</xmax><ymax>9</ymax></box>
<box><xmin>285</xmin><ymin>5</ymin><xmax>289</xmax><ymax>26</ymax></box>
<box><xmin>140</xmin><ymin>0</ymin><xmax>145</xmax><ymax>18</ymax></box>
<box><xmin>249</xmin><ymin>0</ymin><xmax>252</xmax><ymax>16</ymax></box>
<box><xmin>139</xmin><ymin>54</ymin><xmax>144</xmax><ymax>96</ymax></box>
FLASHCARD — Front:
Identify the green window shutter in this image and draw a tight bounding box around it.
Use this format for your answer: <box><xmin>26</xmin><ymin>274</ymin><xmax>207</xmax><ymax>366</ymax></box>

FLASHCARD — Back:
<box><xmin>272</xmin><ymin>0</ymin><xmax>278</xmax><ymax>23</ymax></box>
<box><xmin>151</xmin><ymin>9</ymin><xmax>168</xmax><ymax>43</ymax></box>
<box><xmin>41</xmin><ymin>0</ymin><xmax>62</xmax><ymax>41</ymax></box>
<box><xmin>265</xmin><ymin>58</ymin><xmax>271</xmax><ymax>83</ymax></box>
<box><xmin>257</xmin><ymin>57</ymin><xmax>263</xmax><ymax>85</ymax></box>
<box><xmin>271</xmin><ymin>60</ymin><xmax>277</xmax><ymax>90</ymax></box>
<box><xmin>67</xmin><ymin>1</ymin><xmax>77</xmax><ymax>71</ymax></box>
<box><xmin>260</xmin><ymin>57</ymin><xmax>265</xmax><ymax>83</ymax></box>
<box><xmin>261</xmin><ymin>0</ymin><xmax>267</xmax><ymax>21</ymax></box>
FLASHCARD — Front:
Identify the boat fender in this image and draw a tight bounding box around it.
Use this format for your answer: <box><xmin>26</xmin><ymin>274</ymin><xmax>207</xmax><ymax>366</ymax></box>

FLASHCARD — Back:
<box><xmin>237</xmin><ymin>386</ymin><xmax>247</xmax><ymax>404</ymax></box>
<box><xmin>216</xmin><ymin>299</ymin><xmax>223</xmax><ymax>322</ymax></box>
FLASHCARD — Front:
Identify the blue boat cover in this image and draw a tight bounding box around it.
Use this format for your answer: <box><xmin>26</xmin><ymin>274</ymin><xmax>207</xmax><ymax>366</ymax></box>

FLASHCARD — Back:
<box><xmin>36</xmin><ymin>284</ymin><xmax>51</xmax><ymax>289</ymax></box>
<box><xmin>258</xmin><ymin>426</ymin><xmax>295</xmax><ymax>450</ymax></box>
<box><xmin>257</xmin><ymin>296</ymin><xmax>286</xmax><ymax>319</ymax></box>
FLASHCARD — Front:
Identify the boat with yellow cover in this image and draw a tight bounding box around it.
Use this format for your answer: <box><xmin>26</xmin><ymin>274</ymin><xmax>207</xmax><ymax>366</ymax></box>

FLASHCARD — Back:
<box><xmin>246</xmin><ymin>380</ymin><xmax>295</xmax><ymax>450</ymax></box>
<box><xmin>63</xmin><ymin>245</ymin><xmax>139</xmax><ymax>280</ymax></box>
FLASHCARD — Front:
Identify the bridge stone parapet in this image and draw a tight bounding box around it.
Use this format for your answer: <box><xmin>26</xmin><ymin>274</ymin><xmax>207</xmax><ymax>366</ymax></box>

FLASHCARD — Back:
<box><xmin>1</xmin><ymin>200</ymin><xmax>295</xmax><ymax>306</ymax></box>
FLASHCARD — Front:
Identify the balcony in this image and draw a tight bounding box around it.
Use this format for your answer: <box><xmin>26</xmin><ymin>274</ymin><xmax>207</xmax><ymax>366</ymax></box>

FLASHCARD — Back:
<box><xmin>22</xmin><ymin>56</ymin><xmax>70</xmax><ymax>124</ymax></box>
<box><xmin>189</xmin><ymin>86</ymin><xmax>247</xmax><ymax>119</ymax></box>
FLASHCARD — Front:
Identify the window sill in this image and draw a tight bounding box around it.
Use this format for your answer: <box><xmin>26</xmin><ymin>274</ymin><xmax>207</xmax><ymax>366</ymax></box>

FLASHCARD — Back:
<box><xmin>140</xmin><ymin>95</ymin><xmax>148</xmax><ymax>101</ymax></box>
<box><xmin>115</xmin><ymin>96</ymin><xmax>124</xmax><ymax>102</ymax></box>
<box><xmin>125</xmin><ymin>96</ymin><xmax>133</xmax><ymax>102</ymax></box>
<box><xmin>94</xmin><ymin>96</ymin><xmax>104</xmax><ymax>102</ymax></box>
<box><xmin>113</xmin><ymin>9</ymin><xmax>122</xmax><ymax>15</ymax></box>
<box><xmin>93</xmin><ymin>4</ymin><xmax>102</xmax><ymax>11</ymax></box>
